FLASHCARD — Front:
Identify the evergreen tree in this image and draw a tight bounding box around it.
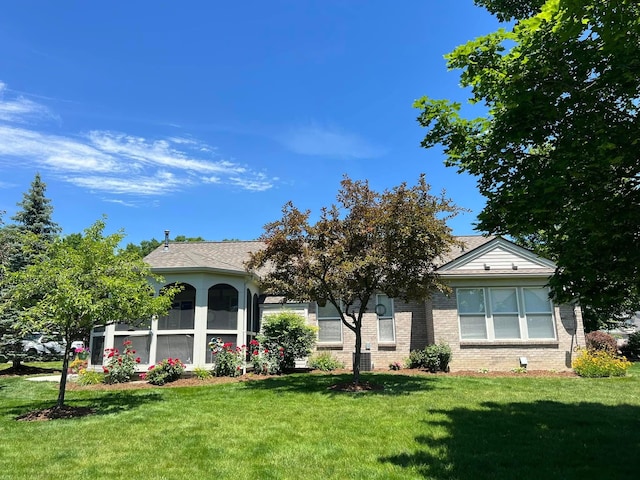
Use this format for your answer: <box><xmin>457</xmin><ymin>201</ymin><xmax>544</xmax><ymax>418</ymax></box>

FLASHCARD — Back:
<box><xmin>0</xmin><ymin>174</ymin><xmax>60</xmax><ymax>369</ymax></box>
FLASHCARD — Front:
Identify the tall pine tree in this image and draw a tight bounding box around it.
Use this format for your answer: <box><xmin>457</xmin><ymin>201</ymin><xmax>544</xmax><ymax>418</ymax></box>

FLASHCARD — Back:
<box><xmin>0</xmin><ymin>173</ymin><xmax>60</xmax><ymax>369</ymax></box>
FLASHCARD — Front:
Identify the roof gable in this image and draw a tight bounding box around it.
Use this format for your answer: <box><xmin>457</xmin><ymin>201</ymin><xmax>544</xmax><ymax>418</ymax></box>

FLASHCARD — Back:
<box><xmin>438</xmin><ymin>237</ymin><xmax>555</xmax><ymax>276</ymax></box>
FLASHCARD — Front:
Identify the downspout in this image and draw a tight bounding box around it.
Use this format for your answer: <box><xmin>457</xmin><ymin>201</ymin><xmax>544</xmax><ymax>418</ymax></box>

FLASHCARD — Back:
<box><xmin>242</xmin><ymin>280</ymin><xmax>247</xmax><ymax>375</ymax></box>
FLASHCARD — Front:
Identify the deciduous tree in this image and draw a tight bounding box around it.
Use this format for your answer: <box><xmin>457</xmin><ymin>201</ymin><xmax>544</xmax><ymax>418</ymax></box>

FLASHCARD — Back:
<box><xmin>247</xmin><ymin>175</ymin><xmax>462</xmax><ymax>385</ymax></box>
<box><xmin>4</xmin><ymin>219</ymin><xmax>179</xmax><ymax>408</ymax></box>
<box><xmin>415</xmin><ymin>0</ymin><xmax>640</xmax><ymax>327</ymax></box>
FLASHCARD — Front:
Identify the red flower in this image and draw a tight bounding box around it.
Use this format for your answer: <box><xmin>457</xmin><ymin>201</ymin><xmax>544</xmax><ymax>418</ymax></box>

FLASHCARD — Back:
<box><xmin>148</xmin><ymin>365</ymin><xmax>154</xmax><ymax>370</ymax></box>
<box><xmin>135</xmin><ymin>357</ymin><xmax>141</xmax><ymax>363</ymax></box>
<box><xmin>223</xmin><ymin>342</ymin><xmax>233</xmax><ymax>348</ymax></box>
<box><xmin>132</xmin><ymin>350</ymin><xmax>136</xmax><ymax>354</ymax></box>
<box><xmin>123</xmin><ymin>340</ymin><xmax>132</xmax><ymax>346</ymax></box>
<box><xmin>253</xmin><ymin>350</ymin><xmax>259</xmax><ymax>356</ymax></box>
<box><xmin>250</xmin><ymin>339</ymin><xmax>259</xmax><ymax>346</ymax></box>
<box><xmin>108</xmin><ymin>351</ymin><xmax>115</xmax><ymax>358</ymax></box>
<box><xmin>103</xmin><ymin>367</ymin><xmax>109</xmax><ymax>373</ymax></box>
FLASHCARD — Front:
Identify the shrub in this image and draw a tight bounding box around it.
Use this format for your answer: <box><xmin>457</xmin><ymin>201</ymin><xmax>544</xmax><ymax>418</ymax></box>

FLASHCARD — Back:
<box><xmin>103</xmin><ymin>340</ymin><xmax>141</xmax><ymax>384</ymax></box>
<box><xmin>259</xmin><ymin>312</ymin><xmax>317</xmax><ymax>370</ymax></box>
<box><xmin>143</xmin><ymin>357</ymin><xmax>186</xmax><ymax>385</ymax></box>
<box><xmin>308</xmin><ymin>352</ymin><xmax>345</xmax><ymax>371</ymax></box>
<box><xmin>406</xmin><ymin>349</ymin><xmax>427</xmax><ymax>369</ymax></box>
<box><xmin>412</xmin><ymin>343</ymin><xmax>453</xmax><ymax>372</ymax></box>
<box><xmin>249</xmin><ymin>339</ymin><xmax>283</xmax><ymax>375</ymax></box>
<box><xmin>209</xmin><ymin>337</ymin><xmax>245</xmax><ymax>377</ymax></box>
<box><xmin>585</xmin><ymin>331</ymin><xmax>617</xmax><ymax>354</ymax></box>
<box><xmin>77</xmin><ymin>369</ymin><xmax>104</xmax><ymax>385</ymax></box>
<box><xmin>389</xmin><ymin>361</ymin><xmax>402</xmax><ymax>371</ymax></box>
<box><xmin>572</xmin><ymin>347</ymin><xmax>631</xmax><ymax>377</ymax></box>
<box><xmin>621</xmin><ymin>331</ymin><xmax>640</xmax><ymax>359</ymax></box>
<box><xmin>193</xmin><ymin>366</ymin><xmax>212</xmax><ymax>380</ymax></box>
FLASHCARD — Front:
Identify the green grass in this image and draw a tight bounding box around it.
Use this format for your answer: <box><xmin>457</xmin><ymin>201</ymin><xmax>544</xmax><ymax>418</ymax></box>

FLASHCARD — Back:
<box><xmin>1</xmin><ymin>364</ymin><xmax>639</xmax><ymax>480</ymax></box>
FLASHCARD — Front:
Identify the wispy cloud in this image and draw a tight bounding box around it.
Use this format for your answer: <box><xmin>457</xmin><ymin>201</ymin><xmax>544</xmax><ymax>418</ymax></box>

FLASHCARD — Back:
<box><xmin>279</xmin><ymin>123</ymin><xmax>384</xmax><ymax>159</ymax></box>
<box><xmin>0</xmin><ymin>82</ymin><xmax>277</xmax><ymax>199</ymax></box>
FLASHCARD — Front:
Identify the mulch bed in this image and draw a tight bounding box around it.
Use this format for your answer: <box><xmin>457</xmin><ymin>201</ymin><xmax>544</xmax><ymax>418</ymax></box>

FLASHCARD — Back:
<box><xmin>16</xmin><ymin>406</ymin><xmax>95</xmax><ymax>422</ymax></box>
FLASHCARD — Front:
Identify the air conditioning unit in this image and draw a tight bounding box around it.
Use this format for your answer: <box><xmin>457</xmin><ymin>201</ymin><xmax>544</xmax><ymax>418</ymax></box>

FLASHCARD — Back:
<box><xmin>353</xmin><ymin>352</ymin><xmax>372</xmax><ymax>371</ymax></box>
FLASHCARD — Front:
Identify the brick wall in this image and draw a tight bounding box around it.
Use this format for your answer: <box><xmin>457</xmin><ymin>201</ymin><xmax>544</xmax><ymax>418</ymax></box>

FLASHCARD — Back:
<box><xmin>310</xmin><ymin>298</ymin><xmax>429</xmax><ymax>370</ymax></box>
<box><xmin>431</xmin><ymin>291</ymin><xmax>585</xmax><ymax>371</ymax></box>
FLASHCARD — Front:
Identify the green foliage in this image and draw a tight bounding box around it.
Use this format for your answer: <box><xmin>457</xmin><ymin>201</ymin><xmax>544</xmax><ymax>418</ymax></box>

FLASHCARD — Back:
<box><xmin>0</xmin><ymin>174</ymin><xmax>59</xmax><ymax>370</ymax></box>
<box><xmin>77</xmin><ymin>369</ymin><xmax>104</xmax><ymax>386</ymax></box>
<box><xmin>621</xmin><ymin>331</ymin><xmax>640</xmax><ymax>360</ymax></box>
<box><xmin>308</xmin><ymin>352</ymin><xmax>345</xmax><ymax>371</ymax></box>
<box><xmin>3</xmin><ymin>218</ymin><xmax>179</xmax><ymax>406</ymax></box>
<box><xmin>572</xmin><ymin>348</ymin><xmax>631</xmax><ymax>378</ymax></box>
<box><xmin>209</xmin><ymin>337</ymin><xmax>244</xmax><ymax>377</ymax></box>
<box><xmin>416</xmin><ymin>0</ymin><xmax>640</xmax><ymax>320</ymax></box>
<box><xmin>585</xmin><ymin>331</ymin><xmax>618</xmax><ymax>354</ymax></box>
<box><xmin>124</xmin><ymin>235</ymin><xmax>207</xmax><ymax>258</ymax></box>
<box><xmin>249</xmin><ymin>339</ymin><xmax>283</xmax><ymax>375</ymax></box>
<box><xmin>406</xmin><ymin>349</ymin><xmax>427</xmax><ymax>369</ymax></box>
<box><xmin>258</xmin><ymin>312</ymin><xmax>316</xmax><ymax>370</ymax></box>
<box><xmin>103</xmin><ymin>341</ymin><xmax>141</xmax><ymax>384</ymax></box>
<box><xmin>192</xmin><ymin>366</ymin><xmax>212</xmax><ymax>380</ymax></box>
<box><xmin>407</xmin><ymin>343</ymin><xmax>452</xmax><ymax>372</ymax></box>
<box><xmin>247</xmin><ymin>175</ymin><xmax>462</xmax><ymax>383</ymax></box>
<box><xmin>143</xmin><ymin>357</ymin><xmax>186</xmax><ymax>385</ymax></box>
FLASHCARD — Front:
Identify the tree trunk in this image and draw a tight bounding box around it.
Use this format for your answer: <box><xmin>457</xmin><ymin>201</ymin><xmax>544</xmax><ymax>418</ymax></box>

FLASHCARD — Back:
<box><xmin>353</xmin><ymin>320</ymin><xmax>361</xmax><ymax>386</ymax></box>
<box><xmin>56</xmin><ymin>344</ymin><xmax>72</xmax><ymax>409</ymax></box>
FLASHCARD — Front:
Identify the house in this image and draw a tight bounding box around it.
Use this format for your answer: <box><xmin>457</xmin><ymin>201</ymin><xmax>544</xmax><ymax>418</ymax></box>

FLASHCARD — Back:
<box><xmin>88</xmin><ymin>236</ymin><xmax>584</xmax><ymax>371</ymax></box>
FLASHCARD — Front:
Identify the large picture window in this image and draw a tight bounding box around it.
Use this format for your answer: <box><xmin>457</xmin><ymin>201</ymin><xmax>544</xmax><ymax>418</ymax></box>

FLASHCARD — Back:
<box><xmin>457</xmin><ymin>287</ymin><xmax>555</xmax><ymax>341</ymax></box>
<box><xmin>317</xmin><ymin>302</ymin><xmax>342</xmax><ymax>343</ymax></box>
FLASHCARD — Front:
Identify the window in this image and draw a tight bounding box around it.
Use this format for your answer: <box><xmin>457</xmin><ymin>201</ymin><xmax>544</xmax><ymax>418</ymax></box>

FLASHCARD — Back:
<box><xmin>158</xmin><ymin>284</ymin><xmax>195</xmax><ymax>330</ymax></box>
<box><xmin>376</xmin><ymin>294</ymin><xmax>395</xmax><ymax>343</ymax></box>
<box><xmin>207</xmin><ymin>284</ymin><xmax>238</xmax><ymax>330</ymax></box>
<box><xmin>317</xmin><ymin>302</ymin><xmax>342</xmax><ymax>343</ymax></box>
<box><xmin>156</xmin><ymin>334</ymin><xmax>194</xmax><ymax>364</ymax></box>
<box><xmin>113</xmin><ymin>334</ymin><xmax>151</xmax><ymax>364</ymax></box>
<box><xmin>457</xmin><ymin>288</ymin><xmax>487</xmax><ymax>340</ymax></box>
<box><xmin>457</xmin><ymin>287</ymin><xmax>555</xmax><ymax>341</ymax></box>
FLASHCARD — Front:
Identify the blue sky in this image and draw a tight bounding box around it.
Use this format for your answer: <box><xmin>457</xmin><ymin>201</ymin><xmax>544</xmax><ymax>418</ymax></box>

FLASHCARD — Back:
<box><xmin>0</xmin><ymin>1</ymin><xmax>499</xmax><ymax>245</ymax></box>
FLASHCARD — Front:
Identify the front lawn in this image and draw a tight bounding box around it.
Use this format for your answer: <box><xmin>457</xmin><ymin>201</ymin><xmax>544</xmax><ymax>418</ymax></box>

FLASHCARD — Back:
<box><xmin>1</xmin><ymin>365</ymin><xmax>639</xmax><ymax>480</ymax></box>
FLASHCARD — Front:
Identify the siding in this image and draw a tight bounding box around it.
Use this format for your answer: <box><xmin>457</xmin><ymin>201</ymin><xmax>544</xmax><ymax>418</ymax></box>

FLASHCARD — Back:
<box><xmin>457</xmin><ymin>246</ymin><xmax>548</xmax><ymax>271</ymax></box>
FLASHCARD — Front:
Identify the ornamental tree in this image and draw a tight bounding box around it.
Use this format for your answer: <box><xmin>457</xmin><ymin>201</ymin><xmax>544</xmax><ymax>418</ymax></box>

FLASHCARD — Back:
<box><xmin>4</xmin><ymin>218</ymin><xmax>179</xmax><ymax>408</ymax></box>
<box><xmin>246</xmin><ymin>175</ymin><xmax>462</xmax><ymax>385</ymax></box>
<box><xmin>415</xmin><ymin>0</ymin><xmax>640</xmax><ymax>326</ymax></box>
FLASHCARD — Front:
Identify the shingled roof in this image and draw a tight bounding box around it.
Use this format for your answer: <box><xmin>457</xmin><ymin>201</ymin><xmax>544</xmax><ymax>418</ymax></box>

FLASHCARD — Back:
<box><xmin>144</xmin><ymin>240</ymin><xmax>265</xmax><ymax>274</ymax></box>
<box><xmin>143</xmin><ymin>236</ymin><xmax>496</xmax><ymax>275</ymax></box>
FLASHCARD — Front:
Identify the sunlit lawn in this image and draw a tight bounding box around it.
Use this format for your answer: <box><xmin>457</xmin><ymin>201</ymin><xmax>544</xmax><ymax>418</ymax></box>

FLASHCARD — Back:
<box><xmin>1</xmin><ymin>364</ymin><xmax>639</xmax><ymax>480</ymax></box>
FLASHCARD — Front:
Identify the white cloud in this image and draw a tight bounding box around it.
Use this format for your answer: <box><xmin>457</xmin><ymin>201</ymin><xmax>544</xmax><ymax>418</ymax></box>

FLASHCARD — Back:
<box><xmin>0</xmin><ymin>82</ymin><xmax>277</xmax><ymax>199</ymax></box>
<box><xmin>279</xmin><ymin>123</ymin><xmax>384</xmax><ymax>159</ymax></box>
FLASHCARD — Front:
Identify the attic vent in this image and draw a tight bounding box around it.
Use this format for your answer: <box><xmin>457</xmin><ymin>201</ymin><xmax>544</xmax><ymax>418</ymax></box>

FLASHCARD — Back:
<box><xmin>484</xmin><ymin>263</ymin><xmax>490</xmax><ymax>271</ymax></box>
<box><xmin>512</xmin><ymin>263</ymin><xmax>518</xmax><ymax>270</ymax></box>
<box><xmin>163</xmin><ymin>230</ymin><xmax>170</xmax><ymax>252</ymax></box>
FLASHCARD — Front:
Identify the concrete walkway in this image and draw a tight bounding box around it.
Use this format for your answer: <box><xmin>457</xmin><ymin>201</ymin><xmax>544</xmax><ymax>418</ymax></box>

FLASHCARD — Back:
<box><xmin>27</xmin><ymin>374</ymin><xmax>77</xmax><ymax>382</ymax></box>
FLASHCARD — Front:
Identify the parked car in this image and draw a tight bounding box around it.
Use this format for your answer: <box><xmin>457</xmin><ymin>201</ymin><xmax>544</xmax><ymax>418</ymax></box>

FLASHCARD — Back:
<box><xmin>21</xmin><ymin>333</ymin><xmax>66</xmax><ymax>357</ymax></box>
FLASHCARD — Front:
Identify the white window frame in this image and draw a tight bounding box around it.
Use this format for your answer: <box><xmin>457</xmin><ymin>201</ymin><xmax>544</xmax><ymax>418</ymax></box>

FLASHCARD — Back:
<box><xmin>456</xmin><ymin>287</ymin><xmax>556</xmax><ymax>341</ymax></box>
<box><xmin>376</xmin><ymin>294</ymin><xmax>396</xmax><ymax>344</ymax></box>
<box><xmin>316</xmin><ymin>302</ymin><xmax>343</xmax><ymax>343</ymax></box>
